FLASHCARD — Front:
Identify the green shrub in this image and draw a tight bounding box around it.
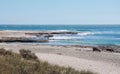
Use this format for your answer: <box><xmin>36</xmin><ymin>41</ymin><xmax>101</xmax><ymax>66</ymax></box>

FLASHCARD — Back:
<box><xmin>19</xmin><ymin>49</ymin><xmax>38</xmax><ymax>60</ymax></box>
<box><xmin>0</xmin><ymin>48</ymin><xmax>12</xmax><ymax>56</ymax></box>
<box><xmin>0</xmin><ymin>48</ymin><xmax>6</xmax><ymax>55</ymax></box>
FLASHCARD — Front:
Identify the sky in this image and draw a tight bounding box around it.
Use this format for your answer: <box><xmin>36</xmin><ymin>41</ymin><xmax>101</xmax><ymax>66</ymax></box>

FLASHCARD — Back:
<box><xmin>0</xmin><ymin>0</ymin><xmax>120</xmax><ymax>24</ymax></box>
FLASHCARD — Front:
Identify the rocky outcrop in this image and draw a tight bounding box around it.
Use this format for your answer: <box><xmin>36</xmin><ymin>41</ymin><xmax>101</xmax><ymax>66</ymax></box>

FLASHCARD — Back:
<box><xmin>25</xmin><ymin>31</ymin><xmax>77</xmax><ymax>36</ymax></box>
<box><xmin>92</xmin><ymin>46</ymin><xmax>120</xmax><ymax>53</ymax></box>
<box><xmin>93</xmin><ymin>47</ymin><xmax>101</xmax><ymax>52</ymax></box>
<box><xmin>0</xmin><ymin>37</ymin><xmax>48</xmax><ymax>42</ymax></box>
<box><xmin>50</xmin><ymin>32</ymin><xmax>78</xmax><ymax>34</ymax></box>
<box><xmin>0</xmin><ymin>31</ymin><xmax>78</xmax><ymax>43</ymax></box>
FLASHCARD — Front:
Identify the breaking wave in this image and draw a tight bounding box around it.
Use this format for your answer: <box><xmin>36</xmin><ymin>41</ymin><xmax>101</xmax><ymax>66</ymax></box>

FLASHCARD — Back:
<box><xmin>50</xmin><ymin>35</ymin><xmax>83</xmax><ymax>40</ymax></box>
<box><xmin>77</xmin><ymin>32</ymin><xmax>95</xmax><ymax>36</ymax></box>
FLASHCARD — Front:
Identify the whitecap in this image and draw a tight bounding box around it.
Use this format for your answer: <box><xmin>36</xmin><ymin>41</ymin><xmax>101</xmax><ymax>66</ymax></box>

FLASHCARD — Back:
<box><xmin>78</xmin><ymin>32</ymin><xmax>95</xmax><ymax>36</ymax></box>
<box><xmin>49</xmin><ymin>35</ymin><xmax>82</xmax><ymax>40</ymax></box>
<box><xmin>49</xmin><ymin>30</ymin><xmax>70</xmax><ymax>32</ymax></box>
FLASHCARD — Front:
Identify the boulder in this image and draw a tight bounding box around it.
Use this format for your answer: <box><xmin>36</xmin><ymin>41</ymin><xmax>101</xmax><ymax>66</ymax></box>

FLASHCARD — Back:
<box><xmin>96</xmin><ymin>46</ymin><xmax>119</xmax><ymax>52</ymax></box>
<box><xmin>93</xmin><ymin>47</ymin><xmax>101</xmax><ymax>52</ymax></box>
<box><xmin>106</xmin><ymin>48</ymin><xmax>114</xmax><ymax>52</ymax></box>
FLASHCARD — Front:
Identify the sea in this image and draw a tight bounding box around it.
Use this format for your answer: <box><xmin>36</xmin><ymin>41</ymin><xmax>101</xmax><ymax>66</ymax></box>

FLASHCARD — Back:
<box><xmin>0</xmin><ymin>24</ymin><xmax>120</xmax><ymax>46</ymax></box>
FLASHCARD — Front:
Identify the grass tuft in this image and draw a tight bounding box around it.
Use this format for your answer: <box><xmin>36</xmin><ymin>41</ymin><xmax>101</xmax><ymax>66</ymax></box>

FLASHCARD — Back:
<box><xmin>19</xmin><ymin>49</ymin><xmax>38</xmax><ymax>60</ymax></box>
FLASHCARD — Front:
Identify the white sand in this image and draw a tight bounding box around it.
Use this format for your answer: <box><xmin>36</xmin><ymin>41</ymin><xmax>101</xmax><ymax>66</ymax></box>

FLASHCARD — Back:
<box><xmin>36</xmin><ymin>53</ymin><xmax>120</xmax><ymax>74</ymax></box>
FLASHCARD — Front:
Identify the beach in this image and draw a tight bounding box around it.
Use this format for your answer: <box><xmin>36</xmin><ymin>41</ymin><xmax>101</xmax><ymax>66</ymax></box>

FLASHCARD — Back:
<box><xmin>0</xmin><ymin>43</ymin><xmax>120</xmax><ymax>74</ymax></box>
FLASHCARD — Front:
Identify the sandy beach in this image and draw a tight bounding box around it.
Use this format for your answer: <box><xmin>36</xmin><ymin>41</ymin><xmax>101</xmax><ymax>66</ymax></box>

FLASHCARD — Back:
<box><xmin>0</xmin><ymin>43</ymin><xmax>120</xmax><ymax>74</ymax></box>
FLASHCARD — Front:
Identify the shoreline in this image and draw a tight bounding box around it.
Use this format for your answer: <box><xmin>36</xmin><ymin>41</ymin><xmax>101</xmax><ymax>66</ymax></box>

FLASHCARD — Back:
<box><xmin>0</xmin><ymin>43</ymin><xmax>120</xmax><ymax>64</ymax></box>
<box><xmin>0</xmin><ymin>30</ymin><xmax>120</xmax><ymax>52</ymax></box>
<box><xmin>0</xmin><ymin>30</ymin><xmax>120</xmax><ymax>45</ymax></box>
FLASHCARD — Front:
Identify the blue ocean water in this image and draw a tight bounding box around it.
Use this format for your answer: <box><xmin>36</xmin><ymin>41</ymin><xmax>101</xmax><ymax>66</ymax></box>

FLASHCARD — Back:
<box><xmin>0</xmin><ymin>25</ymin><xmax>120</xmax><ymax>46</ymax></box>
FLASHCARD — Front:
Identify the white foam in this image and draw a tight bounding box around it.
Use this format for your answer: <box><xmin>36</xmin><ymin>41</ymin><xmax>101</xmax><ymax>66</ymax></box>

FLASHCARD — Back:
<box><xmin>94</xmin><ymin>31</ymin><xmax>120</xmax><ymax>34</ymax></box>
<box><xmin>50</xmin><ymin>36</ymin><xmax>82</xmax><ymax>40</ymax></box>
<box><xmin>50</xmin><ymin>30</ymin><xmax>70</xmax><ymax>32</ymax></box>
<box><xmin>78</xmin><ymin>31</ymin><xmax>120</xmax><ymax>36</ymax></box>
<box><xmin>78</xmin><ymin>32</ymin><xmax>95</xmax><ymax>36</ymax></box>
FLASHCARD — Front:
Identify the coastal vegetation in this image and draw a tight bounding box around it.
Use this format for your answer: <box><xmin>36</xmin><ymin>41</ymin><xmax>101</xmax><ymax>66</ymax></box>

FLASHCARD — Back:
<box><xmin>0</xmin><ymin>48</ymin><xmax>96</xmax><ymax>74</ymax></box>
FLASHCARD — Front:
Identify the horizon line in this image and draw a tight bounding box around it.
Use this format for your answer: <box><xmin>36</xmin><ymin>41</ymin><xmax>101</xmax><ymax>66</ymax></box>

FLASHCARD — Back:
<box><xmin>0</xmin><ymin>24</ymin><xmax>120</xmax><ymax>25</ymax></box>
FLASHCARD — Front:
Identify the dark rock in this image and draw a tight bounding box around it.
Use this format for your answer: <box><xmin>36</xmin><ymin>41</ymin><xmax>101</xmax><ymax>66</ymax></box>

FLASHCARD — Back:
<box><xmin>44</xmin><ymin>34</ymin><xmax>53</xmax><ymax>37</ymax></box>
<box><xmin>25</xmin><ymin>31</ymin><xmax>78</xmax><ymax>35</ymax></box>
<box><xmin>51</xmin><ymin>32</ymin><xmax>77</xmax><ymax>34</ymax></box>
<box><xmin>96</xmin><ymin>46</ymin><xmax>120</xmax><ymax>53</ymax></box>
<box><xmin>106</xmin><ymin>49</ymin><xmax>114</xmax><ymax>52</ymax></box>
<box><xmin>99</xmin><ymin>46</ymin><xmax>115</xmax><ymax>52</ymax></box>
<box><xmin>93</xmin><ymin>47</ymin><xmax>101</xmax><ymax>52</ymax></box>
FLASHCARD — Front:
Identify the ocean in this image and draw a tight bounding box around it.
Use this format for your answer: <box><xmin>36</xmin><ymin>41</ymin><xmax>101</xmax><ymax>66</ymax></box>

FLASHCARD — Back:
<box><xmin>0</xmin><ymin>24</ymin><xmax>120</xmax><ymax>46</ymax></box>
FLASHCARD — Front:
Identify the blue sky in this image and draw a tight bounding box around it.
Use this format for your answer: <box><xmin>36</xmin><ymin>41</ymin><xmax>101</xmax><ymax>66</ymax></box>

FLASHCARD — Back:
<box><xmin>0</xmin><ymin>0</ymin><xmax>120</xmax><ymax>24</ymax></box>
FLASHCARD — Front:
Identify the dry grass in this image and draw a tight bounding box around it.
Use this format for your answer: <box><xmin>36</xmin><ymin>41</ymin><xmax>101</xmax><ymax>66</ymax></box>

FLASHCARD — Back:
<box><xmin>0</xmin><ymin>48</ymin><xmax>97</xmax><ymax>74</ymax></box>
